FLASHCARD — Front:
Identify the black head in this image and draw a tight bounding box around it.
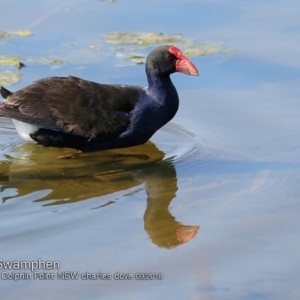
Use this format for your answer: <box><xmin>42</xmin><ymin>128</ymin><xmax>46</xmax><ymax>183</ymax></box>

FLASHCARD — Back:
<box><xmin>146</xmin><ymin>45</ymin><xmax>199</xmax><ymax>77</ymax></box>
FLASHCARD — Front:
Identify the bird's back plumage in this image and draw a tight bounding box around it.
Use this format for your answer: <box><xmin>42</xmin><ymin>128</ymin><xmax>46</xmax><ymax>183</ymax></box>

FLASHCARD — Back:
<box><xmin>0</xmin><ymin>76</ymin><xmax>141</xmax><ymax>140</ymax></box>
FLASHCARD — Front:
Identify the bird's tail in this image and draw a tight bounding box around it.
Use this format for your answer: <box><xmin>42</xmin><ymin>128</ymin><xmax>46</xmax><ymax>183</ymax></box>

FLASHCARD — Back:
<box><xmin>0</xmin><ymin>86</ymin><xmax>13</xmax><ymax>99</ymax></box>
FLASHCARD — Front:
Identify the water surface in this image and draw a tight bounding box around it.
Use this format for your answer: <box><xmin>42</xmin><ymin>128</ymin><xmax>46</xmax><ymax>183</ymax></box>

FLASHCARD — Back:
<box><xmin>1</xmin><ymin>1</ymin><xmax>300</xmax><ymax>299</ymax></box>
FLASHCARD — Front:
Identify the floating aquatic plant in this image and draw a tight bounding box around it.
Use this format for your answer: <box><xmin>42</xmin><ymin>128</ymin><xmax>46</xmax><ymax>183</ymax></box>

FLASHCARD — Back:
<box><xmin>0</xmin><ymin>29</ymin><xmax>33</xmax><ymax>39</ymax></box>
<box><xmin>103</xmin><ymin>31</ymin><xmax>236</xmax><ymax>65</ymax></box>
<box><xmin>184</xmin><ymin>42</ymin><xmax>237</xmax><ymax>56</ymax></box>
<box><xmin>33</xmin><ymin>57</ymin><xmax>63</xmax><ymax>64</ymax></box>
<box><xmin>104</xmin><ymin>32</ymin><xmax>183</xmax><ymax>45</ymax></box>
<box><xmin>11</xmin><ymin>30</ymin><xmax>33</xmax><ymax>37</ymax></box>
<box><xmin>0</xmin><ymin>55</ymin><xmax>21</xmax><ymax>65</ymax></box>
<box><xmin>0</xmin><ymin>71</ymin><xmax>21</xmax><ymax>86</ymax></box>
<box><xmin>89</xmin><ymin>44</ymin><xmax>101</xmax><ymax>51</ymax></box>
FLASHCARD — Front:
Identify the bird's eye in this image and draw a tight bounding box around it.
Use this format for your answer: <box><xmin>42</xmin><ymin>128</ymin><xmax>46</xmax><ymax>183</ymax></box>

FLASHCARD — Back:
<box><xmin>166</xmin><ymin>54</ymin><xmax>173</xmax><ymax>60</ymax></box>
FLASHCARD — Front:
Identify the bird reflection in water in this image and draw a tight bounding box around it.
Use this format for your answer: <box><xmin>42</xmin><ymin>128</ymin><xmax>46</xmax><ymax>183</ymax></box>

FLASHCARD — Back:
<box><xmin>0</xmin><ymin>141</ymin><xmax>199</xmax><ymax>249</ymax></box>
<box><xmin>143</xmin><ymin>159</ymin><xmax>199</xmax><ymax>248</ymax></box>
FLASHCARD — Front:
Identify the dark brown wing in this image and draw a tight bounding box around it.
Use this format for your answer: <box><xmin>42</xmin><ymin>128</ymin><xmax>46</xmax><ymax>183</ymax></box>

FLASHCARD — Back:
<box><xmin>0</xmin><ymin>76</ymin><xmax>141</xmax><ymax>139</ymax></box>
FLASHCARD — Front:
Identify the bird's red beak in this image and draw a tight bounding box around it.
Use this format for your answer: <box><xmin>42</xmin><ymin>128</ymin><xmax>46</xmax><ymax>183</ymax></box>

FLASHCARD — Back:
<box><xmin>169</xmin><ymin>46</ymin><xmax>199</xmax><ymax>76</ymax></box>
<box><xmin>176</xmin><ymin>56</ymin><xmax>199</xmax><ymax>76</ymax></box>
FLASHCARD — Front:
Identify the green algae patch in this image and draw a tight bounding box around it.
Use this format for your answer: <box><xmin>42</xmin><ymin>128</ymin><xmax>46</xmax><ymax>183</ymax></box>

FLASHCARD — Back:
<box><xmin>0</xmin><ymin>29</ymin><xmax>33</xmax><ymax>39</ymax></box>
<box><xmin>103</xmin><ymin>32</ymin><xmax>185</xmax><ymax>65</ymax></box>
<box><xmin>28</xmin><ymin>57</ymin><xmax>64</xmax><ymax>64</ymax></box>
<box><xmin>0</xmin><ymin>71</ymin><xmax>21</xmax><ymax>86</ymax></box>
<box><xmin>0</xmin><ymin>56</ymin><xmax>21</xmax><ymax>66</ymax></box>
<box><xmin>125</xmin><ymin>54</ymin><xmax>145</xmax><ymax>65</ymax></box>
<box><xmin>104</xmin><ymin>32</ymin><xmax>183</xmax><ymax>45</ymax></box>
<box><xmin>39</xmin><ymin>57</ymin><xmax>63</xmax><ymax>64</ymax></box>
<box><xmin>103</xmin><ymin>31</ymin><xmax>236</xmax><ymax>66</ymax></box>
<box><xmin>89</xmin><ymin>44</ymin><xmax>101</xmax><ymax>51</ymax></box>
<box><xmin>184</xmin><ymin>42</ymin><xmax>237</xmax><ymax>56</ymax></box>
<box><xmin>12</xmin><ymin>30</ymin><xmax>33</xmax><ymax>37</ymax></box>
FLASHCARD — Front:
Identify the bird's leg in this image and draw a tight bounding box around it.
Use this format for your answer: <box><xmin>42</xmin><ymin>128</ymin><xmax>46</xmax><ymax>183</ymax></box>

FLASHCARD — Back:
<box><xmin>57</xmin><ymin>153</ymin><xmax>81</xmax><ymax>159</ymax></box>
<box><xmin>57</xmin><ymin>152</ymin><xmax>149</xmax><ymax>160</ymax></box>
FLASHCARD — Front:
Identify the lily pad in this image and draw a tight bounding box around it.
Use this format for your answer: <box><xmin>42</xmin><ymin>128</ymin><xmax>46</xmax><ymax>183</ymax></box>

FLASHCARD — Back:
<box><xmin>0</xmin><ymin>71</ymin><xmax>21</xmax><ymax>86</ymax></box>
